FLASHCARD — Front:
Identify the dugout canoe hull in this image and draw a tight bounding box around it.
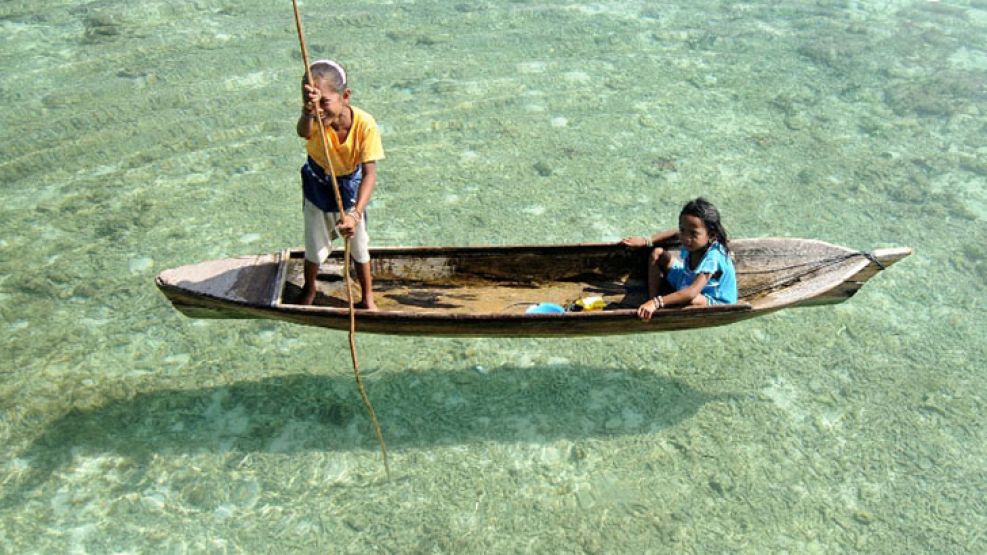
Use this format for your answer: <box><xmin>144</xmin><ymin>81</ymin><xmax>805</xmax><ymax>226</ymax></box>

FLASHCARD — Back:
<box><xmin>154</xmin><ymin>239</ymin><xmax>911</xmax><ymax>337</ymax></box>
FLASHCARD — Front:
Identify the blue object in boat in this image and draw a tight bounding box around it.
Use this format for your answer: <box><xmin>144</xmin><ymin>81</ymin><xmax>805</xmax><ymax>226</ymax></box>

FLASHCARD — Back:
<box><xmin>525</xmin><ymin>302</ymin><xmax>566</xmax><ymax>314</ymax></box>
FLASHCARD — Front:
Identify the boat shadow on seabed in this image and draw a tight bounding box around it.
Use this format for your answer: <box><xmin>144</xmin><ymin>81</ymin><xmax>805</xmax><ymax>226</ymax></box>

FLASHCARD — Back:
<box><xmin>1</xmin><ymin>364</ymin><xmax>734</xmax><ymax>505</ymax></box>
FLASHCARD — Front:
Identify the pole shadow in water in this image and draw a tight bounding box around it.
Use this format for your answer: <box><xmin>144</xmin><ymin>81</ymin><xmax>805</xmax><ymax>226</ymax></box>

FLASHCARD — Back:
<box><xmin>3</xmin><ymin>365</ymin><xmax>731</xmax><ymax>505</ymax></box>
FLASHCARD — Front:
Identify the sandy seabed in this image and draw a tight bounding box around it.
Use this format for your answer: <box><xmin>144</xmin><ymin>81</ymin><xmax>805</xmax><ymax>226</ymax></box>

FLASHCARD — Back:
<box><xmin>1</xmin><ymin>0</ymin><xmax>985</xmax><ymax>552</ymax></box>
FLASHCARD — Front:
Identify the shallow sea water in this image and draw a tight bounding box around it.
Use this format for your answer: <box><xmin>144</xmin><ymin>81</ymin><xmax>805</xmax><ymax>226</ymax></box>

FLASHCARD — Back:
<box><xmin>2</xmin><ymin>0</ymin><xmax>986</xmax><ymax>552</ymax></box>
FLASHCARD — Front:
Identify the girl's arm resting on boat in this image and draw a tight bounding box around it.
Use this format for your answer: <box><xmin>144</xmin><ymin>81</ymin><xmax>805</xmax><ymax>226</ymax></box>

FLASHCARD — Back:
<box><xmin>621</xmin><ymin>228</ymin><xmax>677</xmax><ymax>248</ymax></box>
<box><xmin>649</xmin><ymin>228</ymin><xmax>678</xmax><ymax>246</ymax></box>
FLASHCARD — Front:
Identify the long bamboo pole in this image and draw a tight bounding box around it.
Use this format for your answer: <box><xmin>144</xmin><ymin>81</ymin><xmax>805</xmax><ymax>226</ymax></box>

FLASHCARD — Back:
<box><xmin>291</xmin><ymin>0</ymin><xmax>389</xmax><ymax>476</ymax></box>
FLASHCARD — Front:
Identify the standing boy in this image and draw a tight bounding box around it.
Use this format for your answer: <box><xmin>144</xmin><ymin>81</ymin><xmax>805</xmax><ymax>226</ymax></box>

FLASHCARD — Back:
<box><xmin>296</xmin><ymin>59</ymin><xmax>383</xmax><ymax>309</ymax></box>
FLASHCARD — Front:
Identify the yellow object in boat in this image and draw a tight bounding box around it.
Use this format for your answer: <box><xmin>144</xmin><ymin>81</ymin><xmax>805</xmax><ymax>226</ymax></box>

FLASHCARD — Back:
<box><xmin>572</xmin><ymin>296</ymin><xmax>606</xmax><ymax>311</ymax></box>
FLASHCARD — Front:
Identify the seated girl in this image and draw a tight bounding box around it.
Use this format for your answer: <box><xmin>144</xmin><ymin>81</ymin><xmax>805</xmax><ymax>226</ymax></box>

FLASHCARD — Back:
<box><xmin>621</xmin><ymin>197</ymin><xmax>737</xmax><ymax>320</ymax></box>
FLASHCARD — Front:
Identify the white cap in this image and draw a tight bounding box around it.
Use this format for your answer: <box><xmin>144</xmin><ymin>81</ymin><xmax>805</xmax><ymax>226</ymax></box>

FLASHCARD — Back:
<box><xmin>310</xmin><ymin>59</ymin><xmax>346</xmax><ymax>85</ymax></box>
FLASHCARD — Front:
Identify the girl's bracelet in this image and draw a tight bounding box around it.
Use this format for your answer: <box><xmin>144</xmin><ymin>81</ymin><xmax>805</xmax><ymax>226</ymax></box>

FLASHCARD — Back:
<box><xmin>653</xmin><ymin>296</ymin><xmax>664</xmax><ymax>309</ymax></box>
<box><xmin>642</xmin><ymin>236</ymin><xmax>652</xmax><ymax>248</ymax></box>
<box><xmin>346</xmin><ymin>209</ymin><xmax>362</xmax><ymax>222</ymax></box>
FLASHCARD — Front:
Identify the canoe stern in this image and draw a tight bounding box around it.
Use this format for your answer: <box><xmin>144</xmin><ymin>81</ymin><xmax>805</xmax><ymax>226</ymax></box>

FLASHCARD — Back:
<box><xmin>155</xmin><ymin>253</ymin><xmax>282</xmax><ymax>319</ymax></box>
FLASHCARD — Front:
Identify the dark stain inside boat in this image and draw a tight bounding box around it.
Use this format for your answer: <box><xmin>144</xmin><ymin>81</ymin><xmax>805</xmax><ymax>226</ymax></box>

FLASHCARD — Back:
<box><xmin>384</xmin><ymin>291</ymin><xmax>463</xmax><ymax>309</ymax></box>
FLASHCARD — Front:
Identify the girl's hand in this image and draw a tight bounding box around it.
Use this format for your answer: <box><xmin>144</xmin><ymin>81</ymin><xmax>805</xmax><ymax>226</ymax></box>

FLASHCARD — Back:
<box><xmin>621</xmin><ymin>236</ymin><xmax>650</xmax><ymax>248</ymax></box>
<box><xmin>637</xmin><ymin>299</ymin><xmax>658</xmax><ymax>321</ymax></box>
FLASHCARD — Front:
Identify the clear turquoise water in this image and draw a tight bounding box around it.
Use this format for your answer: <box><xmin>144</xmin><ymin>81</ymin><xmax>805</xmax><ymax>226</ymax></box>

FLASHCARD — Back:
<box><xmin>2</xmin><ymin>0</ymin><xmax>985</xmax><ymax>552</ymax></box>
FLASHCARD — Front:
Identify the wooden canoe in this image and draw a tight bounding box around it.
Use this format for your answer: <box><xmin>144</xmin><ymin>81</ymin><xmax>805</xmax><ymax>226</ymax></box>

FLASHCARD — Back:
<box><xmin>154</xmin><ymin>238</ymin><xmax>911</xmax><ymax>337</ymax></box>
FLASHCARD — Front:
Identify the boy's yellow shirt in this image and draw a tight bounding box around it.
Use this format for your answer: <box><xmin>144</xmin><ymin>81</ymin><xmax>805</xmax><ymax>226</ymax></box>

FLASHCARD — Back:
<box><xmin>305</xmin><ymin>105</ymin><xmax>384</xmax><ymax>176</ymax></box>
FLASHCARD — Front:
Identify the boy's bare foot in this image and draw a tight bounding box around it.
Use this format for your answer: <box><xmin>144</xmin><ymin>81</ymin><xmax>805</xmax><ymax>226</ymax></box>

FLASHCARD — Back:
<box><xmin>299</xmin><ymin>288</ymin><xmax>317</xmax><ymax>305</ymax></box>
<box><xmin>355</xmin><ymin>300</ymin><xmax>378</xmax><ymax>311</ymax></box>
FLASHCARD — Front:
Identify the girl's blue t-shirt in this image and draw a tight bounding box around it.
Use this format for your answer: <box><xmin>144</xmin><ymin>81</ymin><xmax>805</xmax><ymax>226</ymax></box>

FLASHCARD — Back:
<box><xmin>668</xmin><ymin>242</ymin><xmax>738</xmax><ymax>304</ymax></box>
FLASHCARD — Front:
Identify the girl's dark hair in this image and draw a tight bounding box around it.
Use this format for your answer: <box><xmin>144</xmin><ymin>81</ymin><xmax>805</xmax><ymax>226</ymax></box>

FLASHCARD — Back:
<box><xmin>681</xmin><ymin>197</ymin><xmax>730</xmax><ymax>253</ymax></box>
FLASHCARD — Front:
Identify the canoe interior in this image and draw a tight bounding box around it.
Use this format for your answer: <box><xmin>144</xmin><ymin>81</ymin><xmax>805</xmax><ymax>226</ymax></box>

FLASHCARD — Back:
<box><xmin>284</xmin><ymin>244</ymin><xmax>651</xmax><ymax>314</ymax></box>
<box><xmin>278</xmin><ymin>239</ymin><xmax>908</xmax><ymax>313</ymax></box>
